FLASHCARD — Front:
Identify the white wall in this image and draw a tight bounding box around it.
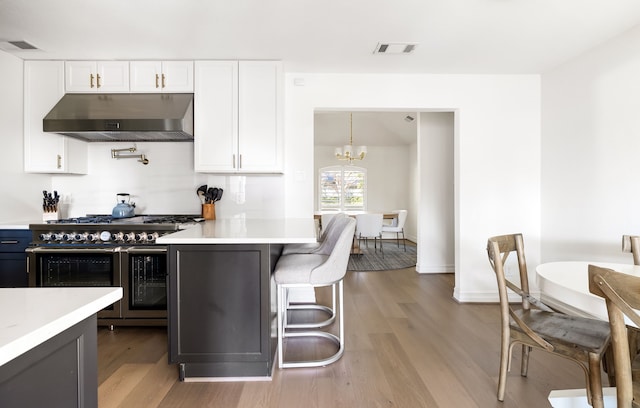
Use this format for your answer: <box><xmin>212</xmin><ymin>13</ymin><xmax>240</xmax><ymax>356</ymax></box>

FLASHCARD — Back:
<box><xmin>284</xmin><ymin>73</ymin><xmax>541</xmax><ymax>302</ymax></box>
<box><xmin>0</xmin><ymin>52</ymin><xmax>51</xmax><ymax>223</ymax></box>
<box><xmin>418</xmin><ymin>112</ymin><xmax>455</xmax><ymax>273</ymax></box>
<box><xmin>50</xmin><ymin>142</ymin><xmax>285</xmax><ymax>219</ymax></box>
<box><xmin>542</xmin><ymin>25</ymin><xmax>640</xmax><ymax>263</ymax></box>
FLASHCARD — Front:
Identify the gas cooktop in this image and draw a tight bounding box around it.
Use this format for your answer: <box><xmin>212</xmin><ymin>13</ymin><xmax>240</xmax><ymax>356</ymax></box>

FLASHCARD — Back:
<box><xmin>29</xmin><ymin>215</ymin><xmax>204</xmax><ymax>245</ymax></box>
<box><xmin>46</xmin><ymin>215</ymin><xmax>204</xmax><ymax>225</ymax></box>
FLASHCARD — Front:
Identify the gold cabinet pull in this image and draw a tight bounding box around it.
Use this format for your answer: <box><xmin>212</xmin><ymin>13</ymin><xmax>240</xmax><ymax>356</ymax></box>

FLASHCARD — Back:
<box><xmin>56</xmin><ymin>154</ymin><xmax>62</xmax><ymax>169</ymax></box>
<box><xmin>155</xmin><ymin>73</ymin><xmax>159</xmax><ymax>88</ymax></box>
<box><xmin>239</xmin><ymin>154</ymin><xmax>242</xmax><ymax>169</ymax></box>
<box><xmin>96</xmin><ymin>73</ymin><xmax>101</xmax><ymax>88</ymax></box>
<box><xmin>90</xmin><ymin>74</ymin><xmax>95</xmax><ymax>88</ymax></box>
<box><xmin>161</xmin><ymin>73</ymin><xmax>166</xmax><ymax>89</ymax></box>
<box><xmin>233</xmin><ymin>154</ymin><xmax>236</xmax><ymax>169</ymax></box>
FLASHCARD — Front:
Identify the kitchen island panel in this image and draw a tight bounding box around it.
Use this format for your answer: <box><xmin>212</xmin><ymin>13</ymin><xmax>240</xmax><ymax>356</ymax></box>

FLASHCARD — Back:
<box><xmin>0</xmin><ymin>316</ymin><xmax>96</xmax><ymax>408</ymax></box>
<box><xmin>0</xmin><ymin>287</ymin><xmax>121</xmax><ymax>408</ymax></box>
<box><xmin>168</xmin><ymin>244</ymin><xmax>281</xmax><ymax>380</ymax></box>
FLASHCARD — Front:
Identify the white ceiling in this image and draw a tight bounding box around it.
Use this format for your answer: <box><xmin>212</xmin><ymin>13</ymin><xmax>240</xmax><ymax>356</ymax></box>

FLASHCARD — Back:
<box><xmin>2</xmin><ymin>0</ymin><xmax>640</xmax><ymax>75</ymax></box>
<box><xmin>315</xmin><ymin>111</ymin><xmax>417</xmax><ymax>146</ymax></box>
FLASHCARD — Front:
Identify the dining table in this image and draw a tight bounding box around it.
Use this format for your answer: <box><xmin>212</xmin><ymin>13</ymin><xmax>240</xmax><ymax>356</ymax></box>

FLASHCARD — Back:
<box><xmin>536</xmin><ymin>261</ymin><xmax>640</xmax><ymax>322</ymax></box>
<box><xmin>314</xmin><ymin>211</ymin><xmax>398</xmax><ymax>254</ymax></box>
<box><xmin>313</xmin><ymin>211</ymin><xmax>398</xmax><ymax>227</ymax></box>
<box><xmin>536</xmin><ymin>261</ymin><xmax>640</xmax><ymax>407</ymax></box>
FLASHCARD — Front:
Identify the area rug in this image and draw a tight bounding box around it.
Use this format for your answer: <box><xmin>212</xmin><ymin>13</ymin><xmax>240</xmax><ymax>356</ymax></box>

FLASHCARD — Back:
<box><xmin>348</xmin><ymin>241</ymin><xmax>417</xmax><ymax>271</ymax></box>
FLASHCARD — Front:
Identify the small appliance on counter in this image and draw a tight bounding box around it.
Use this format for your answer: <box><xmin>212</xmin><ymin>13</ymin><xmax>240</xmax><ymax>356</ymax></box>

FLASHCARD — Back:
<box><xmin>112</xmin><ymin>193</ymin><xmax>136</xmax><ymax>219</ymax></box>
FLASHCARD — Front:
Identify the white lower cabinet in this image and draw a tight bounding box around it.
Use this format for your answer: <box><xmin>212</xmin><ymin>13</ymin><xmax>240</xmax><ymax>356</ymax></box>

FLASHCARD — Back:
<box><xmin>24</xmin><ymin>61</ymin><xmax>88</xmax><ymax>174</ymax></box>
<box><xmin>194</xmin><ymin>60</ymin><xmax>283</xmax><ymax>173</ymax></box>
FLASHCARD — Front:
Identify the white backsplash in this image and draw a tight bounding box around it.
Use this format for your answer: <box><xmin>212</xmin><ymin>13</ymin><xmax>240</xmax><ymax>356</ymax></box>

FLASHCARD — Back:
<box><xmin>51</xmin><ymin>142</ymin><xmax>285</xmax><ymax>219</ymax></box>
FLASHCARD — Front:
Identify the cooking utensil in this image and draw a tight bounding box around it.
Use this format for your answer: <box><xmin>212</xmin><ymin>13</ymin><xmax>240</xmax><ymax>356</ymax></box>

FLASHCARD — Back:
<box><xmin>196</xmin><ymin>185</ymin><xmax>208</xmax><ymax>204</ymax></box>
<box><xmin>215</xmin><ymin>188</ymin><xmax>223</xmax><ymax>202</ymax></box>
<box><xmin>196</xmin><ymin>185</ymin><xmax>207</xmax><ymax>204</ymax></box>
<box><xmin>112</xmin><ymin>193</ymin><xmax>136</xmax><ymax>218</ymax></box>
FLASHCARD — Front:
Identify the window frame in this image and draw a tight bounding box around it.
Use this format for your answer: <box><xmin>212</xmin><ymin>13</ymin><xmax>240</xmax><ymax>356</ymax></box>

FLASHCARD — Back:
<box><xmin>318</xmin><ymin>165</ymin><xmax>367</xmax><ymax>211</ymax></box>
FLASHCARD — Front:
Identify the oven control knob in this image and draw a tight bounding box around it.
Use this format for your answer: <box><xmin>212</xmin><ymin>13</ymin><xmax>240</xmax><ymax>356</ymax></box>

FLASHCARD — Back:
<box><xmin>99</xmin><ymin>231</ymin><xmax>111</xmax><ymax>241</ymax></box>
<box><xmin>111</xmin><ymin>232</ymin><xmax>123</xmax><ymax>242</ymax></box>
<box><xmin>123</xmin><ymin>232</ymin><xmax>136</xmax><ymax>242</ymax></box>
<box><xmin>61</xmin><ymin>233</ymin><xmax>73</xmax><ymax>241</ymax></box>
<box><xmin>135</xmin><ymin>232</ymin><xmax>148</xmax><ymax>242</ymax></box>
<box><xmin>52</xmin><ymin>233</ymin><xmax>65</xmax><ymax>241</ymax></box>
<box><xmin>87</xmin><ymin>233</ymin><xmax>99</xmax><ymax>242</ymax></box>
<box><xmin>74</xmin><ymin>233</ymin><xmax>88</xmax><ymax>242</ymax></box>
<box><xmin>148</xmin><ymin>232</ymin><xmax>159</xmax><ymax>242</ymax></box>
<box><xmin>39</xmin><ymin>233</ymin><xmax>52</xmax><ymax>241</ymax></box>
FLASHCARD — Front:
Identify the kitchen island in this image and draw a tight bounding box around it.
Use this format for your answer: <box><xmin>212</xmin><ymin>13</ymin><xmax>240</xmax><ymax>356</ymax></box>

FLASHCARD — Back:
<box><xmin>0</xmin><ymin>287</ymin><xmax>123</xmax><ymax>407</ymax></box>
<box><xmin>157</xmin><ymin>218</ymin><xmax>316</xmax><ymax>381</ymax></box>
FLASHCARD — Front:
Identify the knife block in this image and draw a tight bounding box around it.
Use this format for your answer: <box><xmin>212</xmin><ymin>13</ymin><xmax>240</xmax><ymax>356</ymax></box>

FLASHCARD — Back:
<box><xmin>42</xmin><ymin>211</ymin><xmax>60</xmax><ymax>222</ymax></box>
<box><xmin>202</xmin><ymin>203</ymin><xmax>216</xmax><ymax>220</ymax></box>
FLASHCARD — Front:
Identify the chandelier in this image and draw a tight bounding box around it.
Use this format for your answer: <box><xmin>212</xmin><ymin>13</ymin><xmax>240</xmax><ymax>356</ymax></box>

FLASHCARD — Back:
<box><xmin>335</xmin><ymin>113</ymin><xmax>367</xmax><ymax>164</ymax></box>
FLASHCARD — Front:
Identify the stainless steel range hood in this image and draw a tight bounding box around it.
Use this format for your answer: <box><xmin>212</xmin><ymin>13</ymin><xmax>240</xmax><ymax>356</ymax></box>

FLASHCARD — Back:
<box><xmin>43</xmin><ymin>93</ymin><xmax>194</xmax><ymax>142</ymax></box>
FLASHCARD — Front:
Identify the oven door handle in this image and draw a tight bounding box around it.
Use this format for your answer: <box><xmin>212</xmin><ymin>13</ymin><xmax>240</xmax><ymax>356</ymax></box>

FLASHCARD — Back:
<box><xmin>25</xmin><ymin>247</ymin><xmax>122</xmax><ymax>254</ymax></box>
<box><xmin>123</xmin><ymin>247</ymin><xmax>167</xmax><ymax>254</ymax></box>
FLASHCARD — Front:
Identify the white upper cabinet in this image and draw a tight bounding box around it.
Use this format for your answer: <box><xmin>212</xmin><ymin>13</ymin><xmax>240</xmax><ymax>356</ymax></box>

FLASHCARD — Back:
<box><xmin>194</xmin><ymin>61</ymin><xmax>238</xmax><ymax>172</ymax></box>
<box><xmin>237</xmin><ymin>61</ymin><xmax>283</xmax><ymax>173</ymax></box>
<box><xmin>24</xmin><ymin>61</ymin><xmax>88</xmax><ymax>174</ymax></box>
<box><xmin>194</xmin><ymin>60</ymin><xmax>283</xmax><ymax>173</ymax></box>
<box><xmin>130</xmin><ymin>61</ymin><xmax>194</xmax><ymax>93</ymax></box>
<box><xmin>65</xmin><ymin>61</ymin><xmax>129</xmax><ymax>93</ymax></box>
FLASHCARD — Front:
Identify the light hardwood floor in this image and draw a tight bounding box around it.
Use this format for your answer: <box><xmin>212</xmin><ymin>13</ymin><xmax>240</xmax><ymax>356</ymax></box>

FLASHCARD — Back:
<box><xmin>97</xmin><ymin>268</ymin><xmax>593</xmax><ymax>408</ymax></box>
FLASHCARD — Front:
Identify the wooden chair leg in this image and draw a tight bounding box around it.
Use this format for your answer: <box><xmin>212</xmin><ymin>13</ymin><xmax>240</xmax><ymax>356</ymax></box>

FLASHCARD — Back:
<box><xmin>497</xmin><ymin>336</ymin><xmax>510</xmax><ymax>401</ymax></box>
<box><xmin>587</xmin><ymin>353</ymin><xmax>604</xmax><ymax>408</ymax></box>
<box><xmin>520</xmin><ymin>345</ymin><xmax>530</xmax><ymax>377</ymax></box>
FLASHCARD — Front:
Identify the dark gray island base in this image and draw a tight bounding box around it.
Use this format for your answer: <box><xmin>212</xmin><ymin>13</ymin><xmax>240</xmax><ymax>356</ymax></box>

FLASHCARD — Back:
<box><xmin>0</xmin><ymin>316</ymin><xmax>97</xmax><ymax>408</ymax></box>
<box><xmin>168</xmin><ymin>243</ymin><xmax>282</xmax><ymax>380</ymax></box>
<box><xmin>0</xmin><ymin>287</ymin><xmax>122</xmax><ymax>408</ymax></box>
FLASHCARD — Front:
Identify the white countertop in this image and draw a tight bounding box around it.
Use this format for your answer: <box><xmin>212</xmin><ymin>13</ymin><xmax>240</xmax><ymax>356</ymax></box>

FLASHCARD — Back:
<box><xmin>157</xmin><ymin>218</ymin><xmax>318</xmax><ymax>244</ymax></box>
<box><xmin>0</xmin><ymin>287</ymin><xmax>123</xmax><ymax>366</ymax></box>
<box><xmin>0</xmin><ymin>220</ymin><xmax>40</xmax><ymax>230</ymax></box>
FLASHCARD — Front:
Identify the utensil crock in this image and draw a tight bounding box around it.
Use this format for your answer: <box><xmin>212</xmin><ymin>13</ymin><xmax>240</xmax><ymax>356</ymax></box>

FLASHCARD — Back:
<box><xmin>202</xmin><ymin>203</ymin><xmax>216</xmax><ymax>220</ymax></box>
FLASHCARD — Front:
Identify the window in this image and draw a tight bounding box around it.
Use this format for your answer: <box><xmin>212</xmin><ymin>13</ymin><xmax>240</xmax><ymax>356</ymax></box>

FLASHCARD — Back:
<box><xmin>318</xmin><ymin>165</ymin><xmax>366</xmax><ymax>211</ymax></box>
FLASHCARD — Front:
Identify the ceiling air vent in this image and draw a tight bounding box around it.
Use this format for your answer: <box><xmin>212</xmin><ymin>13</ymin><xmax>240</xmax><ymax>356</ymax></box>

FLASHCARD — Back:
<box><xmin>0</xmin><ymin>40</ymin><xmax>39</xmax><ymax>52</ymax></box>
<box><xmin>373</xmin><ymin>43</ymin><xmax>418</xmax><ymax>55</ymax></box>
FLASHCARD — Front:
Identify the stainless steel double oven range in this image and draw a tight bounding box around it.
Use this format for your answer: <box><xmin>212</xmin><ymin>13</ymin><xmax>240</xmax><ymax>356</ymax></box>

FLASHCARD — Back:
<box><xmin>27</xmin><ymin>215</ymin><xmax>199</xmax><ymax>328</ymax></box>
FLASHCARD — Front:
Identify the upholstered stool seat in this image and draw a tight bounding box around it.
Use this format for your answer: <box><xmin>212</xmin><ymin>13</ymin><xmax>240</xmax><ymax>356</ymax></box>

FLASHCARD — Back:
<box><xmin>274</xmin><ymin>217</ymin><xmax>356</xmax><ymax>369</ymax></box>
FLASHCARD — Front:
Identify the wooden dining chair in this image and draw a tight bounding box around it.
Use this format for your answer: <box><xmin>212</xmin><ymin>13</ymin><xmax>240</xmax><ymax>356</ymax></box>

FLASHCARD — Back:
<box><xmin>620</xmin><ymin>235</ymin><xmax>640</xmax><ymax>375</ymax></box>
<box><xmin>487</xmin><ymin>234</ymin><xmax>611</xmax><ymax>408</ymax></box>
<box><xmin>589</xmin><ymin>264</ymin><xmax>640</xmax><ymax>407</ymax></box>
<box><xmin>622</xmin><ymin>235</ymin><xmax>640</xmax><ymax>266</ymax></box>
